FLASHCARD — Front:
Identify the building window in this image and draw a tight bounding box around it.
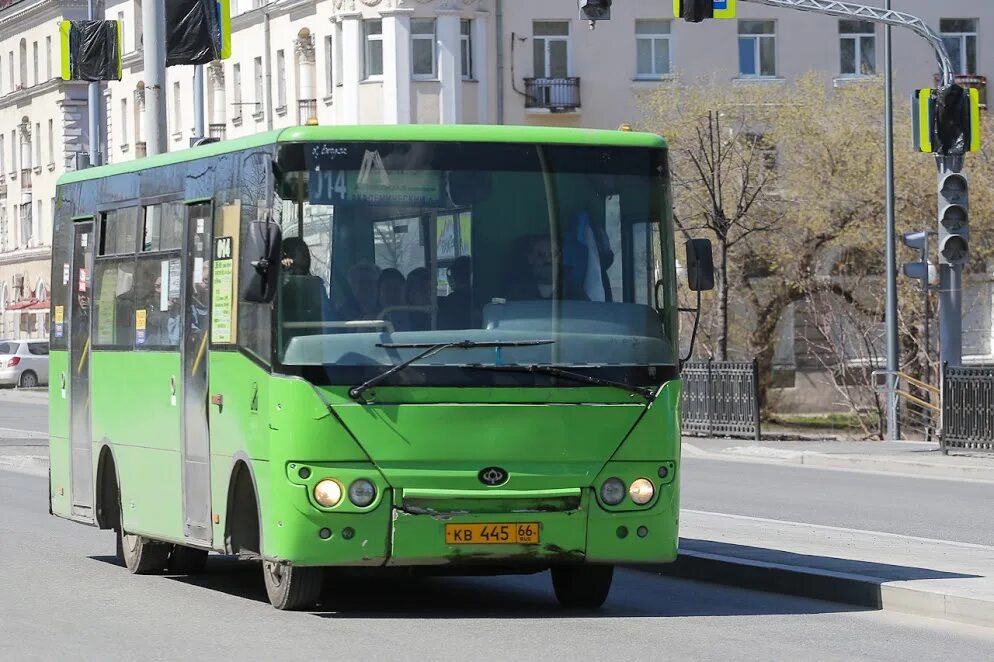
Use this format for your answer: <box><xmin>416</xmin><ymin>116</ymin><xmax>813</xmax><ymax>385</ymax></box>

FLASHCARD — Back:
<box><xmin>635</xmin><ymin>19</ymin><xmax>671</xmax><ymax>78</ymax></box>
<box><xmin>738</xmin><ymin>20</ymin><xmax>776</xmax><ymax>77</ymax></box>
<box><xmin>364</xmin><ymin>19</ymin><xmax>383</xmax><ymax>79</ymax></box>
<box><xmin>47</xmin><ymin>119</ymin><xmax>53</xmax><ymax>164</ymax></box>
<box><xmin>20</xmin><ymin>202</ymin><xmax>31</xmax><ymax>247</ymax></box>
<box><xmin>232</xmin><ymin>63</ymin><xmax>242</xmax><ymax>120</ymax></box>
<box><xmin>533</xmin><ymin>21</ymin><xmax>570</xmax><ymax>79</ymax></box>
<box><xmin>34</xmin><ymin>122</ymin><xmax>40</xmax><ymax>167</ymax></box>
<box><xmin>941</xmin><ymin>19</ymin><xmax>978</xmax><ymax>75</ymax></box>
<box><xmin>0</xmin><ymin>134</ymin><xmax>4</xmax><ymax>173</ymax></box>
<box><xmin>172</xmin><ymin>81</ymin><xmax>181</xmax><ymax>136</ymax></box>
<box><xmin>334</xmin><ymin>23</ymin><xmax>344</xmax><ymax>86</ymax></box>
<box><xmin>276</xmin><ymin>49</ymin><xmax>286</xmax><ymax>110</ymax></box>
<box><xmin>117</xmin><ymin>11</ymin><xmax>125</xmax><ymax>52</ymax></box>
<box><xmin>32</xmin><ymin>41</ymin><xmax>38</xmax><ymax>86</ymax></box>
<box><xmin>254</xmin><ymin>56</ymin><xmax>264</xmax><ymax>115</ymax></box>
<box><xmin>461</xmin><ymin>19</ymin><xmax>473</xmax><ymax>79</ymax></box>
<box><xmin>839</xmin><ymin>20</ymin><xmax>876</xmax><ymax>76</ymax></box>
<box><xmin>324</xmin><ymin>35</ymin><xmax>334</xmax><ymax>95</ymax></box>
<box><xmin>9</xmin><ymin>130</ymin><xmax>15</xmax><ymax>172</ymax></box>
<box><xmin>45</xmin><ymin>37</ymin><xmax>52</xmax><ymax>81</ymax></box>
<box><xmin>412</xmin><ymin>18</ymin><xmax>437</xmax><ymax>79</ymax></box>
<box><xmin>18</xmin><ymin>39</ymin><xmax>26</xmax><ymax>88</ymax></box>
<box><xmin>8</xmin><ymin>50</ymin><xmax>13</xmax><ymax>90</ymax></box>
<box><xmin>120</xmin><ymin>99</ymin><xmax>128</xmax><ymax>147</ymax></box>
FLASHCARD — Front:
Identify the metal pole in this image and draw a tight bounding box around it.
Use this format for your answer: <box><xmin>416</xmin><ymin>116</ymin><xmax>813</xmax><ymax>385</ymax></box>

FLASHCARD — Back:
<box><xmin>938</xmin><ymin>157</ymin><xmax>965</xmax><ymax>367</ymax></box>
<box><xmin>264</xmin><ymin>7</ymin><xmax>274</xmax><ymax>131</ymax></box>
<box><xmin>142</xmin><ymin>0</ymin><xmax>167</xmax><ymax>156</ymax></box>
<box><xmin>193</xmin><ymin>65</ymin><xmax>205</xmax><ymax>141</ymax></box>
<box><xmin>87</xmin><ymin>0</ymin><xmax>100</xmax><ymax>167</ymax></box>
<box><xmin>883</xmin><ymin>0</ymin><xmax>899</xmax><ymax>441</ymax></box>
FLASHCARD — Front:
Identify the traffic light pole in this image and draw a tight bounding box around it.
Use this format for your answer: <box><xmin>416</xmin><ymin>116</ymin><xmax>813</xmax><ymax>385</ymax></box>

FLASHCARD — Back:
<box><xmin>86</xmin><ymin>0</ymin><xmax>101</xmax><ymax>167</ymax></box>
<box><xmin>883</xmin><ymin>0</ymin><xmax>898</xmax><ymax>441</ymax></box>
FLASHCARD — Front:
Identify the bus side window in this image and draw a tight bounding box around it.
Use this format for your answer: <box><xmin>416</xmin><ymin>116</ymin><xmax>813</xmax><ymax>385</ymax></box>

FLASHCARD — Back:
<box><xmin>92</xmin><ymin>260</ymin><xmax>137</xmax><ymax>348</ymax></box>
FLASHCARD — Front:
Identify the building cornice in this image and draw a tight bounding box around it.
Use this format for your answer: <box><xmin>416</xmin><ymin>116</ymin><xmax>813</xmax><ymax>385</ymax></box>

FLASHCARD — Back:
<box><xmin>0</xmin><ymin>78</ymin><xmax>76</xmax><ymax>110</ymax></box>
<box><xmin>0</xmin><ymin>246</ymin><xmax>51</xmax><ymax>267</ymax></box>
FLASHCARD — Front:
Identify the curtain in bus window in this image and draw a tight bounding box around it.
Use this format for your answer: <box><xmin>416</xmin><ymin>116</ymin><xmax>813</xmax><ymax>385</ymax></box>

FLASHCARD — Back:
<box><xmin>165</xmin><ymin>0</ymin><xmax>222</xmax><ymax>67</ymax></box>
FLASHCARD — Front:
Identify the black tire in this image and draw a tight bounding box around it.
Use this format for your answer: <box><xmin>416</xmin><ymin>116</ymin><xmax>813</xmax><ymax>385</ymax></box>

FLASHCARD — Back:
<box><xmin>551</xmin><ymin>564</ymin><xmax>614</xmax><ymax>609</ymax></box>
<box><xmin>18</xmin><ymin>371</ymin><xmax>38</xmax><ymax>388</ymax></box>
<box><xmin>167</xmin><ymin>546</ymin><xmax>209</xmax><ymax>574</ymax></box>
<box><xmin>263</xmin><ymin>560</ymin><xmax>323</xmax><ymax>611</ymax></box>
<box><xmin>118</xmin><ymin>528</ymin><xmax>170</xmax><ymax>574</ymax></box>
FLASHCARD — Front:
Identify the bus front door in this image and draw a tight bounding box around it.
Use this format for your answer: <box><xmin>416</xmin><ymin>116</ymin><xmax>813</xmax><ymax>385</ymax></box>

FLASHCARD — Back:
<box><xmin>69</xmin><ymin>221</ymin><xmax>94</xmax><ymax>519</ymax></box>
<box><xmin>180</xmin><ymin>202</ymin><xmax>213</xmax><ymax>544</ymax></box>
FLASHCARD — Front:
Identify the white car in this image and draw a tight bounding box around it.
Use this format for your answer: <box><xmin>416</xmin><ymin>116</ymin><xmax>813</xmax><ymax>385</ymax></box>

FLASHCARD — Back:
<box><xmin>0</xmin><ymin>339</ymin><xmax>50</xmax><ymax>388</ymax></box>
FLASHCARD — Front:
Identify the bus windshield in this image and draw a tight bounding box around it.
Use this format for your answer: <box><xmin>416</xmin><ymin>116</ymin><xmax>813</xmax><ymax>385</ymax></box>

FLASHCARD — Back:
<box><xmin>273</xmin><ymin>141</ymin><xmax>676</xmax><ymax>383</ymax></box>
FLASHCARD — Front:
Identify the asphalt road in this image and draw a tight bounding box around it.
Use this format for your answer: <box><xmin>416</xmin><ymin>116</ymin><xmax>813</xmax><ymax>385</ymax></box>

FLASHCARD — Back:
<box><xmin>1</xmin><ymin>472</ymin><xmax>992</xmax><ymax>660</ymax></box>
<box><xmin>0</xmin><ymin>389</ymin><xmax>47</xmax><ymax>437</ymax></box>
<box><xmin>681</xmin><ymin>457</ymin><xmax>994</xmax><ymax>546</ymax></box>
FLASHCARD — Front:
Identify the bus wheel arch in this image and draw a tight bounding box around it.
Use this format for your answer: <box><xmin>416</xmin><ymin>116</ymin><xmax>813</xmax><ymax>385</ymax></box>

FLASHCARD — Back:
<box><xmin>225</xmin><ymin>459</ymin><xmax>261</xmax><ymax>558</ymax></box>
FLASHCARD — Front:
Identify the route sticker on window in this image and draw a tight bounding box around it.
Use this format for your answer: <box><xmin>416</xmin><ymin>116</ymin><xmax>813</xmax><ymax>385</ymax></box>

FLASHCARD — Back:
<box><xmin>54</xmin><ymin>305</ymin><xmax>64</xmax><ymax>338</ymax></box>
<box><xmin>78</xmin><ymin>268</ymin><xmax>87</xmax><ymax>293</ymax></box>
<box><xmin>211</xmin><ymin>237</ymin><xmax>235</xmax><ymax>344</ymax></box>
<box><xmin>135</xmin><ymin>309</ymin><xmax>147</xmax><ymax>345</ymax></box>
<box><xmin>62</xmin><ymin>263</ymin><xmax>70</xmax><ymax>285</ymax></box>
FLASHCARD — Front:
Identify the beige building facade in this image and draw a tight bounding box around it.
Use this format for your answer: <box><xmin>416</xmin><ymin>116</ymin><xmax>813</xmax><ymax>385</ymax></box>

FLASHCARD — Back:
<box><xmin>0</xmin><ymin>0</ymin><xmax>991</xmax><ymax>342</ymax></box>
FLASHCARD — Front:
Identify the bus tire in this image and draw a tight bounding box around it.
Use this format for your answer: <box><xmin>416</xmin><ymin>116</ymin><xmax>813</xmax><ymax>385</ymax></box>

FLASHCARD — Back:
<box><xmin>118</xmin><ymin>528</ymin><xmax>170</xmax><ymax>575</ymax></box>
<box><xmin>167</xmin><ymin>546</ymin><xmax>209</xmax><ymax>574</ymax></box>
<box><xmin>263</xmin><ymin>560</ymin><xmax>323</xmax><ymax>611</ymax></box>
<box><xmin>551</xmin><ymin>564</ymin><xmax>614</xmax><ymax>609</ymax></box>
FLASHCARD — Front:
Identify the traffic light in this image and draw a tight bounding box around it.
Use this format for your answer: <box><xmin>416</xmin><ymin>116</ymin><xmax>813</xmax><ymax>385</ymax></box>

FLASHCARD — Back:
<box><xmin>937</xmin><ymin>172</ymin><xmax>969</xmax><ymax>265</ymax></box>
<box><xmin>59</xmin><ymin>20</ymin><xmax>123</xmax><ymax>82</ymax></box>
<box><xmin>673</xmin><ymin>0</ymin><xmax>736</xmax><ymax>23</ymax></box>
<box><xmin>166</xmin><ymin>0</ymin><xmax>232</xmax><ymax>66</ymax></box>
<box><xmin>579</xmin><ymin>0</ymin><xmax>612</xmax><ymax>23</ymax></box>
<box><xmin>901</xmin><ymin>231</ymin><xmax>937</xmax><ymax>287</ymax></box>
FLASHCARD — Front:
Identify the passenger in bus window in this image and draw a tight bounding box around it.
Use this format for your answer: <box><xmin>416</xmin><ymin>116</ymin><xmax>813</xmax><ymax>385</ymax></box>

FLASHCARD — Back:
<box><xmin>405</xmin><ymin>267</ymin><xmax>432</xmax><ymax>330</ymax></box>
<box><xmin>338</xmin><ymin>261</ymin><xmax>380</xmax><ymax>320</ymax></box>
<box><xmin>378</xmin><ymin>268</ymin><xmax>411</xmax><ymax>332</ymax></box>
<box><xmin>438</xmin><ymin>256</ymin><xmax>474</xmax><ymax>329</ymax></box>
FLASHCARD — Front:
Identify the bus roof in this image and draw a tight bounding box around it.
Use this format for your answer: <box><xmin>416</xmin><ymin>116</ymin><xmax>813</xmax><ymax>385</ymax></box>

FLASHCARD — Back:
<box><xmin>57</xmin><ymin>124</ymin><xmax>667</xmax><ymax>186</ymax></box>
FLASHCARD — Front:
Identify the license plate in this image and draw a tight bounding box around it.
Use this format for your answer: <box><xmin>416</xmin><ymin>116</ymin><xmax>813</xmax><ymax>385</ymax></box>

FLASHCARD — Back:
<box><xmin>445</xmin><ymin>522</ymin><xmax>540</xmax><ymax>545</ymax></box>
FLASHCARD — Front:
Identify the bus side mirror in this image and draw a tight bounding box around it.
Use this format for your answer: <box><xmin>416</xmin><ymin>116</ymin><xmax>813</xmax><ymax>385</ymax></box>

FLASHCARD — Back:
<box><xmin>685</xmin><ymin>238</ymin><xmax>715</xmax><ymax>292</ymax></box>
<box><xmin>240</xmin><ymin>221</ymin><xmax>282</xmax><ymax>303</ymax></box>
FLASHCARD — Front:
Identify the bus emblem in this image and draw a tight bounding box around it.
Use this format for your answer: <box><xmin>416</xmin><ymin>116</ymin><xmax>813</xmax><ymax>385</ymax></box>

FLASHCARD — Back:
<box><xmin>478</xmin><ymin>467</ymin><xmax>508</xmax><ymax>487</ymax></box>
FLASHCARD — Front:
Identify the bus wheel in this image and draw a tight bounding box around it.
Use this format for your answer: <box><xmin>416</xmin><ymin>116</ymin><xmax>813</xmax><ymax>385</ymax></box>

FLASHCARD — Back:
<box><xmin>167</xmin><ymin>546</ymin><xmax>209</xmax><ymax>574</ymax></box>
<box><xmin>551</xmin><ymin>564</ymin><xmax>614</xmax><ymax>609</ymax></box>
<box><xmin>262</xmin><ymin>560</ymin><xmax>323</xmax><ymax>611</ymax></box>
<box><xmin>118</xmin><ymin>528</ymin><xmax>170</xmax><ymax>575</ymax></box>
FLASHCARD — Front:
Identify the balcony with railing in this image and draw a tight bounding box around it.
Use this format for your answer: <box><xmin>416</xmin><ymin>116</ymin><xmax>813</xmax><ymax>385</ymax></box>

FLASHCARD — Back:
<box><xmin>524</xmin><ymin>78</ymin><xmax>581</xmax><ymax>113</ymax></box>
<box><xmin>209</xmin><ymin>123</ymin><xmax>227</xmax><ymax>141</ymax></box>
<box><xmin>934</xmin><ymin>73</ymin><xmax>988</xmax><ymax>109</ymax></box>
<box><xmin>297</xmin><ymin>99</ymin><xmax>318</xmax><ymax>125</ymax></box>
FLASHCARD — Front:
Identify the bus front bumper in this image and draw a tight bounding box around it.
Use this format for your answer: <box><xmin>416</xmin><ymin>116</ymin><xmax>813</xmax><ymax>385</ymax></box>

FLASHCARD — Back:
<box><xmin>268</xmin><ymin>461</ymin><xmax>679</xmax><ymax>568</ymax></box>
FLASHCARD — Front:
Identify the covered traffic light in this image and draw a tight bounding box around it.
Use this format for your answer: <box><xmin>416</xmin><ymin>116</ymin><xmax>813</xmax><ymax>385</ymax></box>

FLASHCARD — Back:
<box><xmin>912</xmin><ymin>86</ymin><xmax>981</xmax><ymax>155</ymax></box>
<box><xmin>579</xmin><ymin>0</ymin><xmax>612</xmax><ymax>23</ymax></box>
<box><xmin>59</xmin><ymin>20</ymin><xmax>123</xmax><ymax>82</ymax></box>
<box><xmin>937</xmin><ymin>172</ymin><xmax>969</xmax><ymax>265</ymax></box>
<box><xmin>166</xmin><ymin>0</ymin><xmax>231</xmax><ymax>67</ymax></box>
<box><xmin>673</xmin><ymin>0</ymin><xmax>736</xmax><ymax>23</ymax></box>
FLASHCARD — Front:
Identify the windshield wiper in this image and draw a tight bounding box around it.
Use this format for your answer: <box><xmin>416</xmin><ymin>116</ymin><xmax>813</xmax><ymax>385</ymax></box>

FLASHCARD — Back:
<box><xmin>465</xmin><ymin>364</ymin><xmax>656</xmax><ymax>403</ymax></box>
<box><xmin>348</xmin><ymin>339</ymin><xmax>555</xmax><ymax>403</ymax></box>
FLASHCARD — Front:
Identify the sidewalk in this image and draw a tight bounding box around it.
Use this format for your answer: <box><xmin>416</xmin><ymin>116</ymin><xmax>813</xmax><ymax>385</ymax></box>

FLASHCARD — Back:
<box><xmin>658</xmin><ymin>509</ymin><xmax>994</xmax><ymax>629</ymax></box>
<box><xmin>684</xmin><ymin>437</ymin><xmax>994</xmax><ymax>483</ymax></box>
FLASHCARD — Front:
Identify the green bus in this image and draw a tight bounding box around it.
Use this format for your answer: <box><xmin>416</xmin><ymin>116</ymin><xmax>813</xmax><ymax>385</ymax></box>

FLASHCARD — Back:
<box><xmin>48</xmin><ymin>125</ymin><xmax>710</xmax><ymax>610</ymax></box>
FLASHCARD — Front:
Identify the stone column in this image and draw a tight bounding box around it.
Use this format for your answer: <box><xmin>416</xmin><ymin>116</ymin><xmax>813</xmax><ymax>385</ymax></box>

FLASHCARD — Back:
<box><xmin>295</xmin><ymin>29</ymin><xmax>317</xmax><ymax>123</ymax></box>
<box><xmin>207</xmin><ymin>61</ymin><xmax>226</xmax><ymax>126</ymax></box>
<box><xmin>339</xmin><ymin>13</ymin><xmax>363</xmax><ymax>125</ymax></box>
<box><xmin>436</xmin><ymin>9</ymin><xmax>462</xmax><ymax>124</ymax></box>
<box><xmin>382</xmin><ymin>8</ymin><xmax>413</xmax><ymax>124</ymax></box>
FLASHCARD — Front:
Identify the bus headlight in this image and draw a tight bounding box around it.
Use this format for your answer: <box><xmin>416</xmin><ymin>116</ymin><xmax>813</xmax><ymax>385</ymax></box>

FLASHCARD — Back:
<box><xmin>629</xmin><ymin>478</ymin><xmax>655</xmax><ymax>505</ymax></box>
<box><xmin>600</xmin><ymin>478</ymin><xmax>626</xmax><ymax>506</ymax></box>
<box><xmin>314</xmin><ymin>479</ymin><xmax>343</xmax><ymax>508</ymax></box>
<box><xmin>348</xmin><ymin>479</ymin><xmax>377</xmax><ymax>507</ymax></box>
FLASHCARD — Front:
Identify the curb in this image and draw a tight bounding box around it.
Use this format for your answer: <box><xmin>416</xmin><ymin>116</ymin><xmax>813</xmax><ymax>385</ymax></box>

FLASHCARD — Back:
<box><xmin>648</xmin><ymin>550</ymin><xmax>994</xmax><ymax>629</ymax></box>
<box><xmin>683</xmin><ymin>443</ymin><xmax>994</xmax><ymax>483</ymax></box>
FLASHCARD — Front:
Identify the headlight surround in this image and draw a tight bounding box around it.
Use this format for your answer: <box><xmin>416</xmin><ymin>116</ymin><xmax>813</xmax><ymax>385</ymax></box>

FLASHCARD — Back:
<box><xmin>600</xmin><ymin>477</ymin><xmax>626</xmax><ymax>506</ymax></box>
<box><xmin>629</xmin><ymin>478</ymin><xmax>655</xmax><ymax>505</ymax></box>
<box><xmin>348</xmin><ymin>479</ymin><xmax>377</xmax><ymax>507</ymax></box>
<box><xmin>314</xmin><ymin>479</ymin><xmax>343</xmax><ymax>508</ymax></box>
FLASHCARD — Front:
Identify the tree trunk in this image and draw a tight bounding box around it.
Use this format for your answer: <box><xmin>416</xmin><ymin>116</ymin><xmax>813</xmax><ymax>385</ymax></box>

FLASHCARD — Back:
<box><xmin>716</xmin><ymin>237</ymin><xmax>729</xmax><ymax>361</ymax></box>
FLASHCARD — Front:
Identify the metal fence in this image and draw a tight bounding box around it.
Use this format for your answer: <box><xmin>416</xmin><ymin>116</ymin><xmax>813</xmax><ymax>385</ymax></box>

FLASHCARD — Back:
<box><xmin>942</xmin><ymin>364</ymin><xmax>994</xmax><ymax>452</ymax></box>
<box><xmin>681</xmin><ymin>359</ymin><xmax>761</xmax><ymax>440</ymax></box>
